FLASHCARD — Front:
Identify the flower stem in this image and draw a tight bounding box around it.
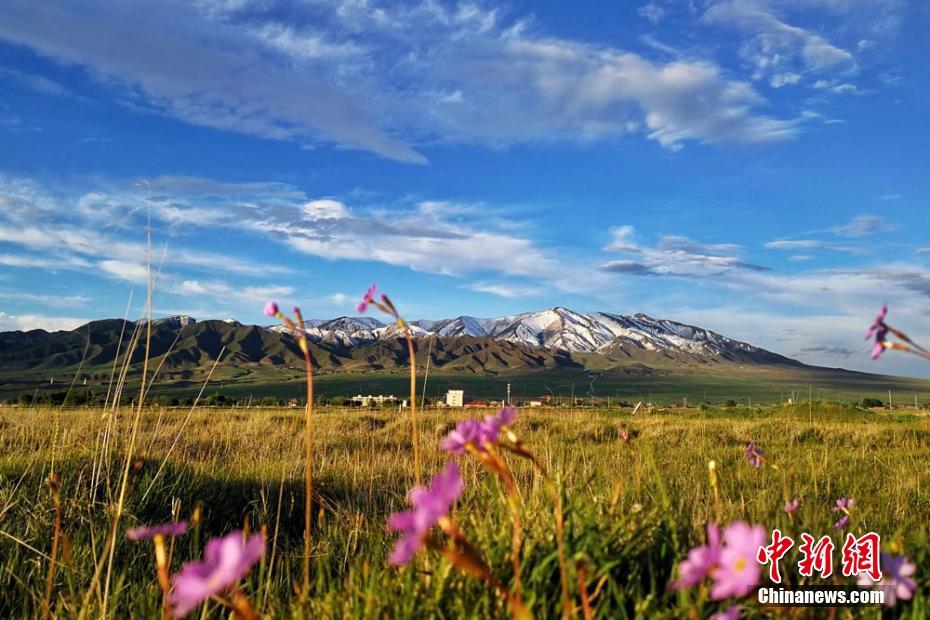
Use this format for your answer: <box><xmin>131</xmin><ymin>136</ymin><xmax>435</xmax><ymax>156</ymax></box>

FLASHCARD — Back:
<box><xmin>434</xmin><ymin>519</ymin><xmax>532</xmax><ymax>619</ymax></box>
<box><xmin>404</xmin><ymin>331</ymin><xmax>422</xmax><ymax>486</ymax></box>
<box><xmin>499</xmin><ymin>440</ymin><xmax>572</xmax><ymax>619</ymax></box>
<box><xmin>297</xmin><ymin>334</ymin><xmax>315</xmax><ymax>597</ymax></box>
<box><xmin>42</xmin><ymin>472</ymin><xmax>62</xmax><ymax>620</ymax></box>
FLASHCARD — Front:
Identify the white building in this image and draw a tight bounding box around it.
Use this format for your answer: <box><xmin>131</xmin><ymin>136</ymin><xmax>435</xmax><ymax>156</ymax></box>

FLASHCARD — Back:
<box><xmin>445</xmin><ymin>390</ymin><xmax>464</xmax><ymax>407</ymax></box>
<box><xmin>351</xmin><ymin>394</ymin><xmax>397</xmax><ymax>407</ymax></box>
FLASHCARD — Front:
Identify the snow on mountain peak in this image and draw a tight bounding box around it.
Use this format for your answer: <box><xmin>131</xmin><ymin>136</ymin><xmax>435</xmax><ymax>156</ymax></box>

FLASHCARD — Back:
<box><xmin>265</xmin><ymin>306</ymin><xmax>771</xmax><ymax>361</ymax></box>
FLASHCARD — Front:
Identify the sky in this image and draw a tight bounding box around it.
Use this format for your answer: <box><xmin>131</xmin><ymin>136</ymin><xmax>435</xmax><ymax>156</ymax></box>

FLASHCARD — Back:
<box><xmin>0</xmin><ymin>0</ymin><xmax>928</xmax><ymax>377</ymax></box>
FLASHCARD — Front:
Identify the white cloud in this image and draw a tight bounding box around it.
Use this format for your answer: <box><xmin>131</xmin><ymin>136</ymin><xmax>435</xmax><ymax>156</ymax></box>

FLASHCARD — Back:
<box><xmin>0</xmin><ymin>175</ymin><xmax>292</xmax><ymax>282</ymax></box>
<box><xmin>325</xmin><ymin>293</ymin><xmax>350</xmax><ymax>307</ymax></box>
<box><xmin>303</xmin><ymin>199</ymin><xmax>350</xmax><ymax>220</ymax></box>
<box><xmin>99</xmin><ymin>259</ymin><xmax>150</xmax><ymax>284</ymax></box>
<box><xmin>770</xmin><ymin>72</ymin><xmax>801</xmax><ymax>88</ymax></box>
<box><xmin>638</xmin><ymin>3</ymin><xmax>666</xmax><ymax>24</ymax></box>
<box><xmin>0</xmin><ymin>311</ymin><xmax>85</xmax><ymax>332</ymax></box>
<box><xmin>703</xmin><ymin>0</ymin><xmax>854</xmax><ymax>85</ymax></box>
<box><xmin>0</xmin><ymin>1</ymin><xmax>425</xmax><ymax>163</ymax></box>
<box><xmin>0</xmin><ymin>291</ymin><xmax>90</xmax><ymax>307</ymax></box>
<box><xmin>0</xmin><ymin>173</ymin><xmax>605</xmax><ymax>297</ymax></box>
<box><xmin>177</xmin><ymin>279</ymin><xmax>295</xmax><ymax>304</ymax></box>
<box><xmin>468</xmin><ymin>282</ymin><xmax>540</xmax><ymax>298</ymax></box>
<box><xmin>604</xmin><ymin>225</ymin><xmax>640</xmax><ymax>252</ymax></box>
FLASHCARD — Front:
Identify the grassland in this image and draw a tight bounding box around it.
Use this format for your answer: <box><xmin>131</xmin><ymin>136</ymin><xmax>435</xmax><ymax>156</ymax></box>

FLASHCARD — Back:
<box><xmin>0</xmin><ymin>402</ymin><xmax>927</xmax><ymax>618</ymax></box>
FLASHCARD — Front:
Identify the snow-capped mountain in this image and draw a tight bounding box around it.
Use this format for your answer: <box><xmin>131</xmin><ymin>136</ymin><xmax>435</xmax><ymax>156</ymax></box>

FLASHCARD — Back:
<box><xmin>264</xmin><ymin>307</ymin><xmax>782</xmax><ymax>362</ymax></box>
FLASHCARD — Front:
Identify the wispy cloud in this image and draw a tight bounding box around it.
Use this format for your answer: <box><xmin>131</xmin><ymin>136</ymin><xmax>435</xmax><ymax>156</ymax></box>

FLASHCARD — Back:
<box><xmin>0</xmin><ymin>67</ymin><xmax>77</xmax><ymax>98</ymax></box>
<box><xmin>0</xmin><ymin>0</ymin><xmax>806</xmax><ymax>159</ymax></box>
<box><xmin>602</xmin><ymin>227</ymin><xmax>770</xmax><ymax>277</ymax></box>
<box><xmin>0</xmin><ymin>173</ymin><xmax>605</xmax><ymax>297</ymax></box>
<box><xmin>829</xmin><ymin>214</ymin><xmax>896</xmax><ymax>237</ymax></box>
<box><xmin>0</xmin><ymin>291</ymin><xmax>90</xmax><ymax>307</ymax></box>
<box><xmin>764</xmin><ymin>239</ymin><xmax>861</xmax><ymax>253</ymax></box>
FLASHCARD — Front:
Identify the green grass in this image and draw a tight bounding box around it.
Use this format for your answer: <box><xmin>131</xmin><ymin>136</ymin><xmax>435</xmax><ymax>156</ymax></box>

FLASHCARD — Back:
<box><xmin>11</xmin><ymin>365</ymin><xmax>930</xmax><ymax>407</ymax></box>
<box><xmin>0</xmin><ymin>403</ymin><xmax>927</xmax><ymax>618</ymax></box>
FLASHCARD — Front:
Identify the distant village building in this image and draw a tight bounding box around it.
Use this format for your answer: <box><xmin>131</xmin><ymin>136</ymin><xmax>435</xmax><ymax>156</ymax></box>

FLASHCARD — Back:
<box><xmin>351</xmin><ymin>394</ymin><xmax>397</xmax><ymax>407</ymax></box>
<box><xmin>445</xmin><ymin>390</ymin><xmax>464</xmax><ymax>407</ymax></box>
<box><xmin>527</xmin><ymin>400</ymin><xmax>543</xmax><ymax>407</ymax></box>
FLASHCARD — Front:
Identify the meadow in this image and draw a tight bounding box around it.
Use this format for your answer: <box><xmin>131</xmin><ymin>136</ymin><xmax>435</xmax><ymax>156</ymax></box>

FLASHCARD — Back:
<box><xmin>0</xmin><ymin>402</ymin><xmax>926</xmax><ymax>618</ymax></box>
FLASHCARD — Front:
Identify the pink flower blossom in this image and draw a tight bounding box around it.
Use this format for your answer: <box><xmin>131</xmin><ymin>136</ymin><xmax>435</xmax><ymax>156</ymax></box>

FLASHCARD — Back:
<box><xmin>783</xmin><ymin>499</ymin><xmax>799</xmax><ymax>515</ymax></box>
<box><xmin>263</xmin><ymin>301</ymin><xmax>279</xmax><ymax>317</ymax></box>
<box><xmin>671</xmin><ymin>524</ymin><xmax>722</xmax><ymax>589</ymax></box>
<box><xmin>387</xmin><ymin>462</ymin><xmax>463</xmax><ymax>565</ymax></box>
<box><xmin>712</xmin><ymin>606</ymin><xmax>740</xmax><ymax>620</ymax></box>
<box><xmin>672</xmin><ymin>522</ymin><xmax>765</xmax><ymax>600</ymax></box>
<box><xmin>357</xmin><ymin>283</ymin><xmax>377</xmax><ymax>314</ymax></box>
<box><xmin>126</xmin><ymin>521</ymin><xmax>188</xmax><ymax>541</ymax></box>
<box><xmin>858</xmin><ymin>553</ymin><xmax>917</xmax><ymax>606</ymax></box>
<box><xmin>169</xmin><ymin>531</ymin><xmax>265</xmax><ymax>618</ymax></box>
<box><xmin>710</xmin><ymin>522</ymin><xmax>766</xmax><ymax>599</ymax></box>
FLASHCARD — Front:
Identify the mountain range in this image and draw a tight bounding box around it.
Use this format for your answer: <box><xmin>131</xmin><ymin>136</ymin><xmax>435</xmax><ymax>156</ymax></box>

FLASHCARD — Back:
<box><xmin>0</xmin><ymin>307</ymin><xmax>801</xmax><ymax>378</ymax></box>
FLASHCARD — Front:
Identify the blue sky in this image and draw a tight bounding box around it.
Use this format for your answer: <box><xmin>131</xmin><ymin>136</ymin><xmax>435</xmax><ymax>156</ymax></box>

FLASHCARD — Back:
<box><xmin>0</xmin><ymin>0</ymin><xmax>929</xmax><ymax>376</ymax></box>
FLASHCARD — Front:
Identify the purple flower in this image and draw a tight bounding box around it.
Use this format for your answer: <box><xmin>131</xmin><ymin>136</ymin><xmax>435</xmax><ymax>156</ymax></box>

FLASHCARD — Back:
<box><xmin>833</xmin><ymin>497</ymin><xmax>854</xmax><ymax>512</ymax></box>
<box><xmin>710</xmin><ymin>522</ymin><xmax>766</xmax><ymax>600</ymax></box>
<box><xmin>169</xmin><ymin>531</ymin><xmax>265</xmax><ymax>618</ymax></box>
<box><xmin>865</xmin><ymin>304</ymin><xmax>888</xmax><ymax>340</ymax></box>
<box><xmin>783</xmin><ymin>499</ymin><xmax>800</xmax><ymax>515</ymax></box>
<box><xmin>866</xmin><ymin>305</ymin><xmax>890</xmax><ymax>359</ymax></box>
<box><xmin>871</xmin><ymin>338</ymin><xmax>888</xmax><ymax>360</ymax></box>
<box><xmin>439</xmin><ymin>419</ymin><xmax>483</xmax><ymax>454</ymax></box>
<box><xmin>832</xmin><ymin>497</ymin><xmax>853</xmax><ymax>529</ymax></box>
<box><xmin>479</xmin><ymin>406</ymin><xmax>518</xmax><ymax>444</ymax></box>
<box><xmin>439</xmin><ymin>407</ymin><xmax>519</xmax><ymax>455</ymax></box>
<box><xmin>387</xmin><ymin>462</ymin><xmax>463</xmax><ymax>565</ymax></box>
<box><xmin>858</xmin><ymin>553</ymin><xmax>917</xmax><ymax>606</ymax></box>
<box><xmin>126</xmin><ymin>521</ymin><xmax>188</xmax><ymax>541</ymax></box>
<box><xmin>712</xmin><ymin>606</ymin><xmax>740</xmax><ymax>620</ymax></box>
<box><xmin>357</xmin><ymin>283</ymin><xmax>377</xmax><ymax>314</ymax></box>
<box><xmin>263</xmin><ymin>301</ymin><xmax>279</xmax><ymax>317</ymax></box>
<box><xmin>671</xmin><ymin>524</ymin><xmax>722</xmax><ymax>589</ymax></box>
<box><xmin>745</xmin><ymin>442</ymin><xmax>764</xmax><ymax>468</ymax></box>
